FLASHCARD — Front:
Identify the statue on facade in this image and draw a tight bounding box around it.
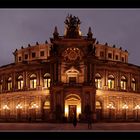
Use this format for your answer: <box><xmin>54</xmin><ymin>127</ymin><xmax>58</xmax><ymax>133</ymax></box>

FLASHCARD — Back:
<box><xmin>64</xmin><ymin>14</ymin><xmax>81</xmax><ymax>28</ymax></box>
<box><xmin>64</xmin><ymin>14</ymin><xmax>81</xmax><ymax>38</ymax></box>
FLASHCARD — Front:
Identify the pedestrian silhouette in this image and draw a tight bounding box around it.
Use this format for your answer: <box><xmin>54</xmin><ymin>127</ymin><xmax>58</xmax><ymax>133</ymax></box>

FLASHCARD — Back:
<box><xmin>87</xmin><ymin>114</ymin><xmax>92</xmax><ymax>129</ymax></box>
<box><xmin>73</xmin><ymin>115</ymin><xmax>77</xmax><ymax>128</ymax></box>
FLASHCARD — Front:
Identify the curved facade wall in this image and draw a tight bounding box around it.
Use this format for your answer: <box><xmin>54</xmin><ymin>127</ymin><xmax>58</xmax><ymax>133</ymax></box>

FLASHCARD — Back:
<box><xmin>0</xmin><ymin>15</ymin><xmax>139</xmax><ymax>122</ymax></box>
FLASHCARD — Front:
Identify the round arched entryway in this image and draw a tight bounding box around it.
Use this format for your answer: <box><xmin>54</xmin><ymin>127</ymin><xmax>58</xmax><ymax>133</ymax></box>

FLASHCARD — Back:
<box><xmin>64</xmin><ymin>94</ymin><xmax>81</xmax><ymax>121</ymax></box>
<box><xmin>96</xmin><ymin>101</ymin><xmax>102</xmax><ymax>121</ymax></box>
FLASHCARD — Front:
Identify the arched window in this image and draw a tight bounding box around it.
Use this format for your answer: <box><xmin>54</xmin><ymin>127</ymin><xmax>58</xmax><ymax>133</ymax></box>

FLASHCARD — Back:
<box><xmin>108</xmin><ymin>75</ymin><xmax>115</xmax><ymax>89</ymax></box>
<box><xmin>7</xmin><ymin>77</ymin><xmax>12</xmax><ymax>91</ymax></box>
<box><xmin>17</xmin><ymin>75</ymin><xmax>23</xmax><ymax>90</ymax></box>
<box><xmin>66</xmin><ymin>67</ymin><xmax>79</xmax><ymax>84</ymax></box>
<box><xmin>121</xmin><ymin>76</ymin><xmax>127</xmax><ymax>90</ymax></box>
<box><xmin>96</xmin><ymin>101</ymin><xmax>102</xmax><ymax>109</ymax></box>
<box><xmin>44</xmin><ymin>100</ymin><xmax>50</xmax><ymax>109</ymax></box>
<box><xmin>43</xmin><ymin>73</ymin><xmax>51</xmax><ymax>88</ymax></box>
<box><xmin>0</xmin><ymin>79</ymin><xmax>3</xmax><ymax>92</ymax></box>
<box><xmin>131</xmin><ymin>78</ymin><xmax>136</xmax><ymax>91</ymax></box>
<box><xmin>107</xmin><ymin>102</ymin><xmax>115</xmax><ymax>109</ymax></box>
<box><xmin>95</xmin><ymin>73</ymin><xmax>102</xmax><ymax>89</ymax></box>
<box><xmin>30</xmin><ymin>74</ymin><xmax>37</xmax><ymax>89</ymax></box>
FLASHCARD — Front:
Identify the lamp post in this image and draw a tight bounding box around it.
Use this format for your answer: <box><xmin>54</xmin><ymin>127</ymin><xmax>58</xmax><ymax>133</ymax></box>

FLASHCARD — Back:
<box><xmin>122</xmin><ymin>104</ymin><xmax>128</xmax><ymax>120</ymax></box>
<box><xmin>3</xmin><ymin>105</ymin><xmax>10</xmax><ymax>121</ymax></box>
<box><xmin>16</xmin><ymin>104</ymin><xmax>22</xmax><ymax>121</ymax></box>
<box><xmin>107</xmin><ymin>103</ymin><xmax>115</xmax><ymax>120</ymax></box>
<box><xmin>134</xmin><ymin>105</ymin><xmax>140</xmax><ymax>121</ymax></box>
<box><xmin>31</xmin><ymin>103</ymin><xmax>38</xmax><ymax>121</ymax></box>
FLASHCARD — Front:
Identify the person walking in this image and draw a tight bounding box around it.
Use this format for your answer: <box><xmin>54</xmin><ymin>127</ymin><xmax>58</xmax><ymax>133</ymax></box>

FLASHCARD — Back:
<box><xmin>73</xmin><ymin>115</ymin><xmax>77</xmax><ymax>128</ymax></box>
<box><xmin>87</xmin><ymin>114</ymin><xmax>92</xmax><ymax>129</ymax></box>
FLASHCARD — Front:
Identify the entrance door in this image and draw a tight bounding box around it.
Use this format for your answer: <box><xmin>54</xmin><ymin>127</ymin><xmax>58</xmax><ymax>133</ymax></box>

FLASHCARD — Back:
<box><xmin>69</xmin><ymin>77</ymin><xmax>76</xmax><ymax>84</ymax></box>
<box><xmin>96</xmin><ymin>101</ymin><xmax>102</xmax><ymax>121</ymax></box>
<box><xmin>69</xmin><ymin>105</ymin><xmax>76</xmax><ymax>121</ymax></box>
<box><xmin>96</xmin><ymin>109</ymin><xmax>102</xmax><ymax>121</ymax></box>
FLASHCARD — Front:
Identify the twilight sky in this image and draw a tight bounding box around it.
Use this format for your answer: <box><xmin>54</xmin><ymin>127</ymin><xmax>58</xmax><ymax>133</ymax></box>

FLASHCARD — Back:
<box><xmin>0</xmin><ymin>9</ymin><xmax>140</xmax><ymax>66</ymax></box>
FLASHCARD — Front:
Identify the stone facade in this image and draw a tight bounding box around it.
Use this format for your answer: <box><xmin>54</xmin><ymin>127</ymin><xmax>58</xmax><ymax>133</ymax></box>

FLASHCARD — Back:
<box><xmin>0</xmin><ymin>15</ymin><xmax>139</xmax><ymax>122</ymax></box>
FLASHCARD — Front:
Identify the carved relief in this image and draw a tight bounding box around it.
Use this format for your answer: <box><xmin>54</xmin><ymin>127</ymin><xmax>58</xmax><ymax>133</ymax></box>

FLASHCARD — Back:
<box><xmin>62</xmin><ymin>48</ymin><xmax>82</xmax><ymax>63</ymax></box>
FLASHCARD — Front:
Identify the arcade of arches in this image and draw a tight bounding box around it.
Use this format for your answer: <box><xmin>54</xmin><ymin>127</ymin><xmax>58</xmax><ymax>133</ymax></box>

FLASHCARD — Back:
<box><xmin>1</xmin><ymin>15</ymin><xmax>140</xmax><ymax>122</ymax></box>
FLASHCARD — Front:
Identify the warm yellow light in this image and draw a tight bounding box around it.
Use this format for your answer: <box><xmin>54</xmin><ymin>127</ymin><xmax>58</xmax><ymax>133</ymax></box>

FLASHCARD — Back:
<box><xmin>122</xmin><ymin>104</ymin><xmax>128</xmax><ymax>109</ymax></box>
<box><xmin>46</xmin><ymin>89</ymin><xmax>50</xmax><ymax>94</ymax></box>
<box><xmin>31</xmin><ymin>103</ymin><xmax>38</xmax><ymax>109</ymax></box>
<box><xmin>79</xmin><ymin>30</ymin><xmax>82</xmax><ymax>36</ymax></box>
<box><xmin>134</xmin><ymin>105</ymin><xmax>140</xmax><ymax>110</ymax></box>
<box><xmin>16</xmin><ymin>104</ymin><xmax>22</xmax><ymax>109</ymax></box>
<box><xmin>107</xmin><ymin>103</ymin><xmax>115</xmax><ymax>109</ymax></box>
<box><xmin>3</xmin><ymin>105</ymin><xmax>10</xmax><ymax>110</ymax></box>
<box><xmin>44</xmin><ymin>101</ymin><xmax>50</xmax><ymax>109</ymax></box>
<box><xmin>108</xmin><ymin>79</ymin><xmax>111</xmax><ymax>82</ymax></box>
<box><xmin>77</xmin><ymin>105</ymin><xmax>81</xmax><ymax>116</ymax></box>
<box><xmin>64</xmin><ymin>95</ymin><xmax>81</xmax><ymax>119</ymax></box>
<box><xmin>65</xmin><ymin>105</ymin><xmax>68</xmax><ymax>117</ymax></box>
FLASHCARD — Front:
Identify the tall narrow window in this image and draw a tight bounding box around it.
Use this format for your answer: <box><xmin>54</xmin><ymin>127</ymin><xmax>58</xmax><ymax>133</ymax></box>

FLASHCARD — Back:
<box><xmin>95</xmin><ymin>73</ymin><xmax>102</xmax><ymax>89</ymax></box>
<box><xmin>115</xmin><ymin>55</ymin><xmax>118</xmax><ymax>60</ymax></box>
<box><xmin>108</xmin><ymin>75</ymin><xmax>115</xmax><ymax>89</ymax></box>
<box><xmin>43</xmin><ymin>73</ymin><xmax>51</xmax><ymax>88</ymax></box>
<box><xmin>18</xmin><ymin>56</ymin><xmax>22</xmax><ymax>62</ymax></box>
<box><xmin>122</xmin><ymin>57</ymin><xmax>124</xmax><ymax>62</ymax></box>
<box><xmin>32</xmin><ymin>52</ymin><xmax>36</xmax><ymax>58</ymax></box>
<box><xmin>121</xmin><ymin>76</ymin><xmax>127</xmax><ymax>90</ymax></box>
<box><xmin>18</xmin><ymin>75</ymin><xmax>23</xmax><ymax>90</ymax></box>
<box><xmin>30</xmin><ymin>74</ymin><xmax>37</xmax><ymax>89</ymax></box>
<box><xmin>8</xmin><ymin>77</ymin><xmax>12</xmax><ymax>91</ymax></box>
<box><xmin>24</xmin><ymin>54</ymin><xmax>28</xmax><ymax>59</ymax></box>
<box><xmin>40</xmin><ymin>51</ymin><xmax>45</xmax><ymax>57</ymax></box>
<box><xmin>131</xmin><ymin>78</ymin><xmax>136</xmax><ymax>91</ymax></box>
<box><xmin>100</xmin><ymin>51</ymin><xmax>104</xmax><ymax>57</ymax></box>
<box><xmin>0</xmin><ymin>79</ymin><xmax>3</xmax><ymax>92</ymax></box>
<box><xmin>108</xmin><ymin>53</ymin><xmax>112</xmax><ymax>59</ymax></box>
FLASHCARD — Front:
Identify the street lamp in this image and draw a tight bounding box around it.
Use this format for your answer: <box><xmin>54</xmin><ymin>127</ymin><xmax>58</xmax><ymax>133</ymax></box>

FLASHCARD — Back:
<box><xmin>122</xmin><ymin>104</ymin><xmax>128</xmax><ymax>120</ymax></box>
<box><xmin>16</xmin><ymin>104</ymin><xmax>23</xmax><ymax>121</ymax></box>
<box><xmin>134</xmin><ymin>105</ymin><xmax>140</xmax><ymax>121</ymax></box>
<box><xmin>3</xmin><ymin>105</ymin><xmax>10</xmax><ymax>121</ymax></box>
<box><xmin>31</xmin><ymin>103</ymin><xmax>38</xmax><ymax>121</ymax></box>
<box><xmin>107</xmin><ymin>103</ymin><xmax>115</xmax><ymax>120</ymax></box>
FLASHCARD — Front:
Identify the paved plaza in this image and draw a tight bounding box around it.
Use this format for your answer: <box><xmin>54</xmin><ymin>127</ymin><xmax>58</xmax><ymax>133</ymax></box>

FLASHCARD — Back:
<box><xmin>0</xmin><ymin>122</ymin><xmax>140</xmax><ymax>132</ymax></box>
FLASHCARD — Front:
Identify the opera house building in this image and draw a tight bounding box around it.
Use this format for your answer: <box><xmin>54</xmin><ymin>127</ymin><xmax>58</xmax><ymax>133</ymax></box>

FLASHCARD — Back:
<box><xmin>0</xmin><ymin>15</ymin><xmax>139</xmax><ymax>122</ymax></box>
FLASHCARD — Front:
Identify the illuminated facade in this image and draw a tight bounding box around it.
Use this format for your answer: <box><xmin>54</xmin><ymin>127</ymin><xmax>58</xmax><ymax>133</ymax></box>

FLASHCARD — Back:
<box><xmin>0</xmin><ymin>15</ymin><xmax>139</xmax><ymax>122</ymax></box>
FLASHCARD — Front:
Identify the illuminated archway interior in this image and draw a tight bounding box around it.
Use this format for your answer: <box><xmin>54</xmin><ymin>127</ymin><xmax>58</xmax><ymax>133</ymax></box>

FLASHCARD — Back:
<box><xmin>65</xmin><ymin>94</ymin><xmax>81</xmax><ymax>119</ymax></box>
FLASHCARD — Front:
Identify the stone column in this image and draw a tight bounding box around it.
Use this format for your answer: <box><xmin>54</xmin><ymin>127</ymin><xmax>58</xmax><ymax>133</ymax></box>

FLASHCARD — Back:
<box><xmin>91</xmin><ymin>88</ymin><xmax>96</xmax><ymax>121</ymax></box>
<box><xmin>87</xmin><ymin>63</ymin><xmax>90</xmax><ymax>83</ymax></box>
<box><xmin>13</xmin><ymin>72</ymin><xmax>16</xmax><ymax>91</ymax></box>
<box><xmin>40</xmin><ymin>69</ymin><xmax>43</xmax><ymax>88</ymax></box>
<box><xmin>25</xmin><ymin>71</ymin><xmax>28</xmax><ymax>90</ymax></box>
<box><xmin>104</xmin><ymin>69</ymin><xmax>108</xmax><ymax>90</ymax></box>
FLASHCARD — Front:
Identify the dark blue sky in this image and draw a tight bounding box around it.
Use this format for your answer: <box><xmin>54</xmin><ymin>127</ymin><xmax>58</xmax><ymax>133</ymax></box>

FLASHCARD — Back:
<box><xmin>0</xmin><ymin>9</ymin><xmax>140</xmax><ymax>66</ymax></box>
